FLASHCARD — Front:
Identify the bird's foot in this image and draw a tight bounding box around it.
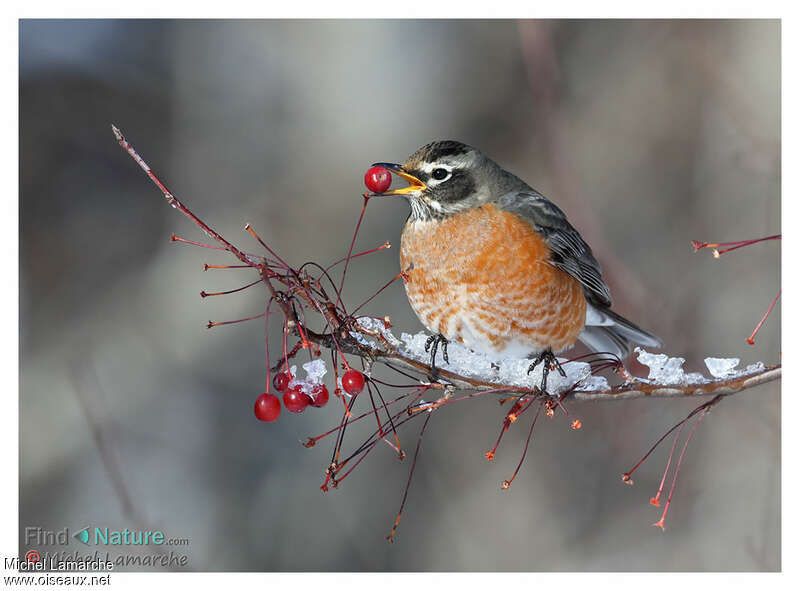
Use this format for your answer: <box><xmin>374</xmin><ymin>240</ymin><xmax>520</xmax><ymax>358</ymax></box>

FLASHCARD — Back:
<box><xmin>527</xmin><ymin>349</ymin><xmax>567</xmax><ymax>395</ymax></box>
<box><xmin>424</xmin><ymin>334</ymin><xmax>449</xmax><ymax>381</ymax></box>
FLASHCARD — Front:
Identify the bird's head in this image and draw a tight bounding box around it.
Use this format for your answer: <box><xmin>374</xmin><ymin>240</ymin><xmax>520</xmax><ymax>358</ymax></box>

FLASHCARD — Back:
<box><xmin>372</xmin><ymin>140</ymin><xmax>521</xmax><ymax>220</ymax></box>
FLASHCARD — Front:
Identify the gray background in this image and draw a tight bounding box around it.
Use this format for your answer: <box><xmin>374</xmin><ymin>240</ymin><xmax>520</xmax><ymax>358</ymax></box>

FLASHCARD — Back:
<box><xmin>20</xmin><ymin>19</ymin><xmax>780</xmax><ymax>571</ymax></box>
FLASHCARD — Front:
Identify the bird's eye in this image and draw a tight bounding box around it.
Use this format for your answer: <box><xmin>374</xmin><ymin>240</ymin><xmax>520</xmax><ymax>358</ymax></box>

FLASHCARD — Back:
<box><xmin>431</xmin><ymin>168</ymin><xmax>449</xmax><ymax>181</ymax></box>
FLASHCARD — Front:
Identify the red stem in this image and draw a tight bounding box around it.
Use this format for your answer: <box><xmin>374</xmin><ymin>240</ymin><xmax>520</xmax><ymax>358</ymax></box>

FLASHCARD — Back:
<box><xmin>653</xmin><ymin>409</ymin><xmax>709</xmax><ymax>531</ymax></box>
<box><xmin>324</xmin><ymin>241</ymin><xmax>391</xmax><ymax>272</ymax></box>
<box><xmin>747</xmin><ymin>289</ymin><xmax>781</xmax><ymax>345</ymax></box>
<box><xmin>335</xmin><ymin>195</ymin><xmax>370</xmax><ymax>311</ymax></box>
<box><xmin>201</xmin><ymin>279</ymin><xmax>261</xmax><ymax>298</ymax></box>
<box><xmin>502</xmin><ymin>403</ymin><xmax>543</xmax><ymax>489</ymax></box>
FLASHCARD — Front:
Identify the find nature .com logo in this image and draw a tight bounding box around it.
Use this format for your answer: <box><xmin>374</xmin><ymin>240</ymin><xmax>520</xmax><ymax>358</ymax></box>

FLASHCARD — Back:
<box><xmin>22</xmin><ymin>526</ymin><xmax>190</xmax><ymax>569</ymax></box>
<box><xmin>25</xmin><ymin>526</ymin><xmax>188</xmax><ymax>547</ymax></box>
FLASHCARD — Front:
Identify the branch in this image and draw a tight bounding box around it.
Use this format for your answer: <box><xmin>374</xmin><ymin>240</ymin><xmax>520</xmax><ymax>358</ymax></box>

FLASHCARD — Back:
<box><xmin>112</xmin><ymin>124</ymin><xmax>780</xmax><ymax>406</ymax></box>
<box><xmin>113</xmin><ymin>125</ymin><xmax>781</xmax><ymax>538</ymax></box>
<box><xmin>294</xmin><ymin>318</ymin><xmax>781</xmax><ymax>402</ymax></box>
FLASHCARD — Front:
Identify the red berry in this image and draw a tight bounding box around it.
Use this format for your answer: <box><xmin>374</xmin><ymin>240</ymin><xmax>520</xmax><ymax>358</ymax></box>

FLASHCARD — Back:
<box><xmin>342</xmin><ymin>370</ymin><xmax>365</xmax><ymax>396</ymax></box>
<box><xmin>283</xmin><ymin>387</ymin><xmax>312</xmax><ymax>413</ymax></box>
<box><xmin>364</xmin><ymin>166</ymin><xmax>392</xmax><ymax>194</ymax></box>
<box><xmin>310</xmin><ymin>384</ymin><xmax>329</xmax><ymax>408</ymax></box>
<box><xmin>272</xmin><ymin>372</ymin><xmax>291</xmax><ymax>392</ymax></box>
<box><xmin>254</xmin><ymin>393</ymin><xmax>281</xmax><ymax>422</ymax></box>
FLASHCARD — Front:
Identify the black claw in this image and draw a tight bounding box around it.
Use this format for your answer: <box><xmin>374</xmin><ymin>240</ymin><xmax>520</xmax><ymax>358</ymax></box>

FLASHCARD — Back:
<box><xmin>424</xmin><ymin>334</ymin><xmax>449</xmax><ymax>381</ymax></box>
<box><xmin>424</xmin><ymin>334</ymin><xmax>436</xmax><ymax>353</ymax></box>
<box><xmin>526</xmin><ymin>349</ymin><xmax>565</xmax><ymax>395</ymax></box>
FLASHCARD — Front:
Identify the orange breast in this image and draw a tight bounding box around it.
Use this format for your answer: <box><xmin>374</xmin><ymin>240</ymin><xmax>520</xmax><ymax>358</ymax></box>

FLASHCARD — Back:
<box><xmin>399</xmin><ymin>203</ymin><xmax>586</xmax><ymax>357</ymax></box>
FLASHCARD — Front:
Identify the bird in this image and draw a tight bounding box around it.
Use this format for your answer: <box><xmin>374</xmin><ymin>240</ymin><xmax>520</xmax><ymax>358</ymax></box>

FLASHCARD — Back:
<box><xmin>371</xmin><ymin>140</ymin><xmax>662</xmax><ymax>391</ymax></box>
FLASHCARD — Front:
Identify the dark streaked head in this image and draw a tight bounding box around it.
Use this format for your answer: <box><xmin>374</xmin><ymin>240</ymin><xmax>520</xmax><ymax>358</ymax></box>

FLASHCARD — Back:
<box><xmin>372</xmin><ymin>140</ymin><xmax>527</xmax><ymax>221</ymax></box>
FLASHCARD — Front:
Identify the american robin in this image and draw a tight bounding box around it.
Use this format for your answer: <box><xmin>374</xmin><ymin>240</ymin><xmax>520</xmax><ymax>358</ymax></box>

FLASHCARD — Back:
<box><xmin>372</xmin><ymin>140</ymin><xmax>661</xmax><ymax>389</ymax></box>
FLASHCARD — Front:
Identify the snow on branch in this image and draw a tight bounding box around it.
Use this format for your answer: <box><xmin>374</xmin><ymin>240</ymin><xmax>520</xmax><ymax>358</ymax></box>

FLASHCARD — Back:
<box><xmin>339</xmin><ymin>320</ymin><xmax>781</xmax><ymax>402</ymax></box>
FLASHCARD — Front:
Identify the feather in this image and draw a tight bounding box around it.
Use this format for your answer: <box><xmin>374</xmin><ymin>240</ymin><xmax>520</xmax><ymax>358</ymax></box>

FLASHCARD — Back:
<box><xmin>497</xmin><ymin>190</ymin><xmax>612</xmax><ymax>307</ymax></box>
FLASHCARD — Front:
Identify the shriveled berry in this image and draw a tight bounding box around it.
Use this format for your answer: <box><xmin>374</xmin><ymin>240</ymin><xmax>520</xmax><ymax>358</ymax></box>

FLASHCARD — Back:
<box><xmin>254</xmin><ymin>393</ymin><xmax>281</xmax><ymax>422</ymax></box>
<box><xmin>364</xmin><ymin>166</ymin><xmax>392</xmax><ymax>194</ymax></box>
<box><xmin>310</xmin><ymin>384</ymin><xmax>329</xmax><ymax>408</ymax></box>
<box><xmin>272</xmin><ymin>372</ymin><xmax>291</xmax><ymax>392</ymax></box>
<box><xmin>342</xmin><ymin>369</ymin><xmax>365</xmax><ymax>396</ymax></box>
<box><xmin>283</xmin><ymin>387</ymin><xmax>312</xmax><ymax>413</ymax></box>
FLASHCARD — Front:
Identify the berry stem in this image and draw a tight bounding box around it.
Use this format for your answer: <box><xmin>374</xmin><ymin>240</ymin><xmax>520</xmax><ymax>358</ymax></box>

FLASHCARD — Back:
<box><xmin>335</xmin><ymin>389</ymin><xmax>428</xmax><ymax>472</ymax></box>
<box><xmin>270</xmin><ymin>341</ymin><xmax>303</xmax><ymax>374</ymax></box>
<box><xmin>244</xmin><ymin>223</ymin><xmax>291</xmax><ymax>271</ymax></box>
<box><xmin>387</xmin><ymin>411</ymin><xmax>433</xmax><ymax>543</ymax></box>
<box><xmin>350</xmin><ymin>272</ymin><xmax>405</xmax><ymax>316</ymax></box>
<box><xmin>653</xmin><ymin>407</ymin><xmax>709</xmax><ymax>531</ymax></box>
<box><xmin>323</xmin><ymin>241</ymin><xmax>391</xmax><ymax>272</ymax></box>
<box><xmin>331</xmin><ymin>394</ymin><xmax>359</xmax><ymax>466</ymax></box>
<box><xmin>691</xmin><ymin>234</ymin><xmax>780</xmax><ymax>254</ymax></box>
<box><xmin>485</xmin><ymin>399</ymin><xmax>531</xmax><ymax>462</ymax></box>
<box><xmin>281</xmin><ymin>316</ymin><xmax>290</xmax><ymax>374</ymax></box>
<box><xmin>304</xmin><ymin>388</ymin><xmax>423</xmax><ymax>447</ymax></box>
<box><xmin>335</xmin><ymin>194</ymin><xmax>370</xmax><ymax>311</ymax></box>
<box><xmin>200</xmin><ymin>279</ymin><xmax>261</xmax><ymax>298</ymax></box>
<box><xmin>365</xmin><ymin>381</ymin><xmax>386</xmax><ymax>438</ymax></box>
<box><xmin>333</xmin><ymin>436</ymin><xmax>382</xmax><ymax>484</ymax></box>
<box><xmin>650</xmin><ymin>416</ymin><xmax>689</xmax><ymax>507</ymax></box>
<box><xmin>622</xmin><ymin>409</ymin><xmax>701</xmax><ymax>483</ymax></box>
<box><xmin>501</xmin><ymin>403</ymin><xmax>542</xmax><ymax>490</ymax></box>
<box><xmin>171</xmin><ymin>234</ymin><xmax>226</xmax><ymax>250</ymax></box>
<box><xmin>204</xmin><ymin>264</ymin><xmax>252</xmax><ymax>271</ymax></box>
<box><xmin>264</xmin><ymin>298</ymin><xmax>273</xmax><ymax>393</ymax></box>
<box><xmin>366</xmin><ymin>379</ymin><xmax>403</xmax><ymax>455</ymax></box>
<box><xmin>746</xmin><ymin>289</ymin><xmax>780</xmax><ymax>345</ymax></box>
<box><xmin>207</xmin><ymin>312</ymin><xmax>267</xmax><ymax>329</ymax></box>
<box><xmin>383</xmin><ymin>398</ymin><xmax>405</xmax><ymax>458</ymax></box>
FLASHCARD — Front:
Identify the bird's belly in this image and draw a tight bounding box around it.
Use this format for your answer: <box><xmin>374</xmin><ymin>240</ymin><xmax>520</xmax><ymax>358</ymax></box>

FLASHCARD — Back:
<box><xmin>399</xmin><ymin>203</ymin><xmax>586</xmax><ymax>359</ymax></box>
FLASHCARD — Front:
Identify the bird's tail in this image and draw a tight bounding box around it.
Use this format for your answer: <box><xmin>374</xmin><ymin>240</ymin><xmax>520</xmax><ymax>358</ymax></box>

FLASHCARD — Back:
<box><xmin>579</xmin><ymin>304</ymin><xmax>662</xmax><ymax>359</ymax></box>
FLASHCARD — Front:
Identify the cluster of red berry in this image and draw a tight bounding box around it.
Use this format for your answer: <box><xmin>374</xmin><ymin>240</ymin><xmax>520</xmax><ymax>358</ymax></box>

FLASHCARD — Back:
<box><xmin>250</xmin><ymin>165</ymin><xmax>389</xmax><ymax>424</ymax></box>
<box><xmin>253</xmin><ymin>369</ymin><xmax>366</xmax><ymax>423</ymax></box>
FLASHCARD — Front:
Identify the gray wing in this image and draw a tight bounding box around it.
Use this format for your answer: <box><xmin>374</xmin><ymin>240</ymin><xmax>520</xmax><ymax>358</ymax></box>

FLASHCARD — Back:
<box><xmin>496</xmin><ymin>190</ymin><xmax>612</xmax><ymax>308</ymax></box>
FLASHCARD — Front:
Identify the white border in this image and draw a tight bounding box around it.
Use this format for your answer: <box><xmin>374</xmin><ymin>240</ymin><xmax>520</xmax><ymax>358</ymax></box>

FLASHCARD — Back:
<box><xmin>5</xmin><ymin>4</ymin><xmax>795</xmax><ymax>590</ymax></box>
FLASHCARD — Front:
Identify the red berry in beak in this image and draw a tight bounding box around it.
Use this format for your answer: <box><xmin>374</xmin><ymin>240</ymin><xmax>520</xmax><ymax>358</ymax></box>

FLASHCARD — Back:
<box><xmin>364</xmin><ymin>166</ymin><xmax>392</xmax><ymax>194</ymax></box>
<box><xmin>254</xmin><ymin>393</ymin><xmax>281</xmax><ymax>422</ymax></box>
<box><xmin>342</xmin><ymin>369</ymin><xmax>366</xmax><ymax>396</ymax></box>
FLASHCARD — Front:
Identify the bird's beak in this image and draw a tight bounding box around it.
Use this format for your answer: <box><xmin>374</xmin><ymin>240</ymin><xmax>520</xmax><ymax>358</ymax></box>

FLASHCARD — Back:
<box><xmin>371</xmin><ymin>162</ymin><xmax>427</xmax><ymax>196</ymax></box>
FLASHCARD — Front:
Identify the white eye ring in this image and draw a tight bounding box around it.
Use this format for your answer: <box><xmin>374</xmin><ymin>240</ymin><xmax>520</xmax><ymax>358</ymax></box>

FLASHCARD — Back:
<box><xmin>424</xmin><ymin>164</ymin><xmax>453</xmax><ymax>186</ymax></box>
<box><xmin>431</xmin><ymin>168</ymin><xmax>450</xmax><ymax>181</ymax></box>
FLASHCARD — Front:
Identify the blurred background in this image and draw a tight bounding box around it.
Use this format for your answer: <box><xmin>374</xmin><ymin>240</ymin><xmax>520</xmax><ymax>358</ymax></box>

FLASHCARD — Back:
<box><xmin>20</xmin><ymin>20</ymin><xmax>780</xmax><ymax>571</ymax></box>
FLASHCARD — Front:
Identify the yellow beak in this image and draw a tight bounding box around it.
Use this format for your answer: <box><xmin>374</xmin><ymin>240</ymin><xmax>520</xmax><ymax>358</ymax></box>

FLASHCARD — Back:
<box><xmin>371</xmin><ymin>162</ymin><xmax>427</xmax><ymax>195</ymax></box>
